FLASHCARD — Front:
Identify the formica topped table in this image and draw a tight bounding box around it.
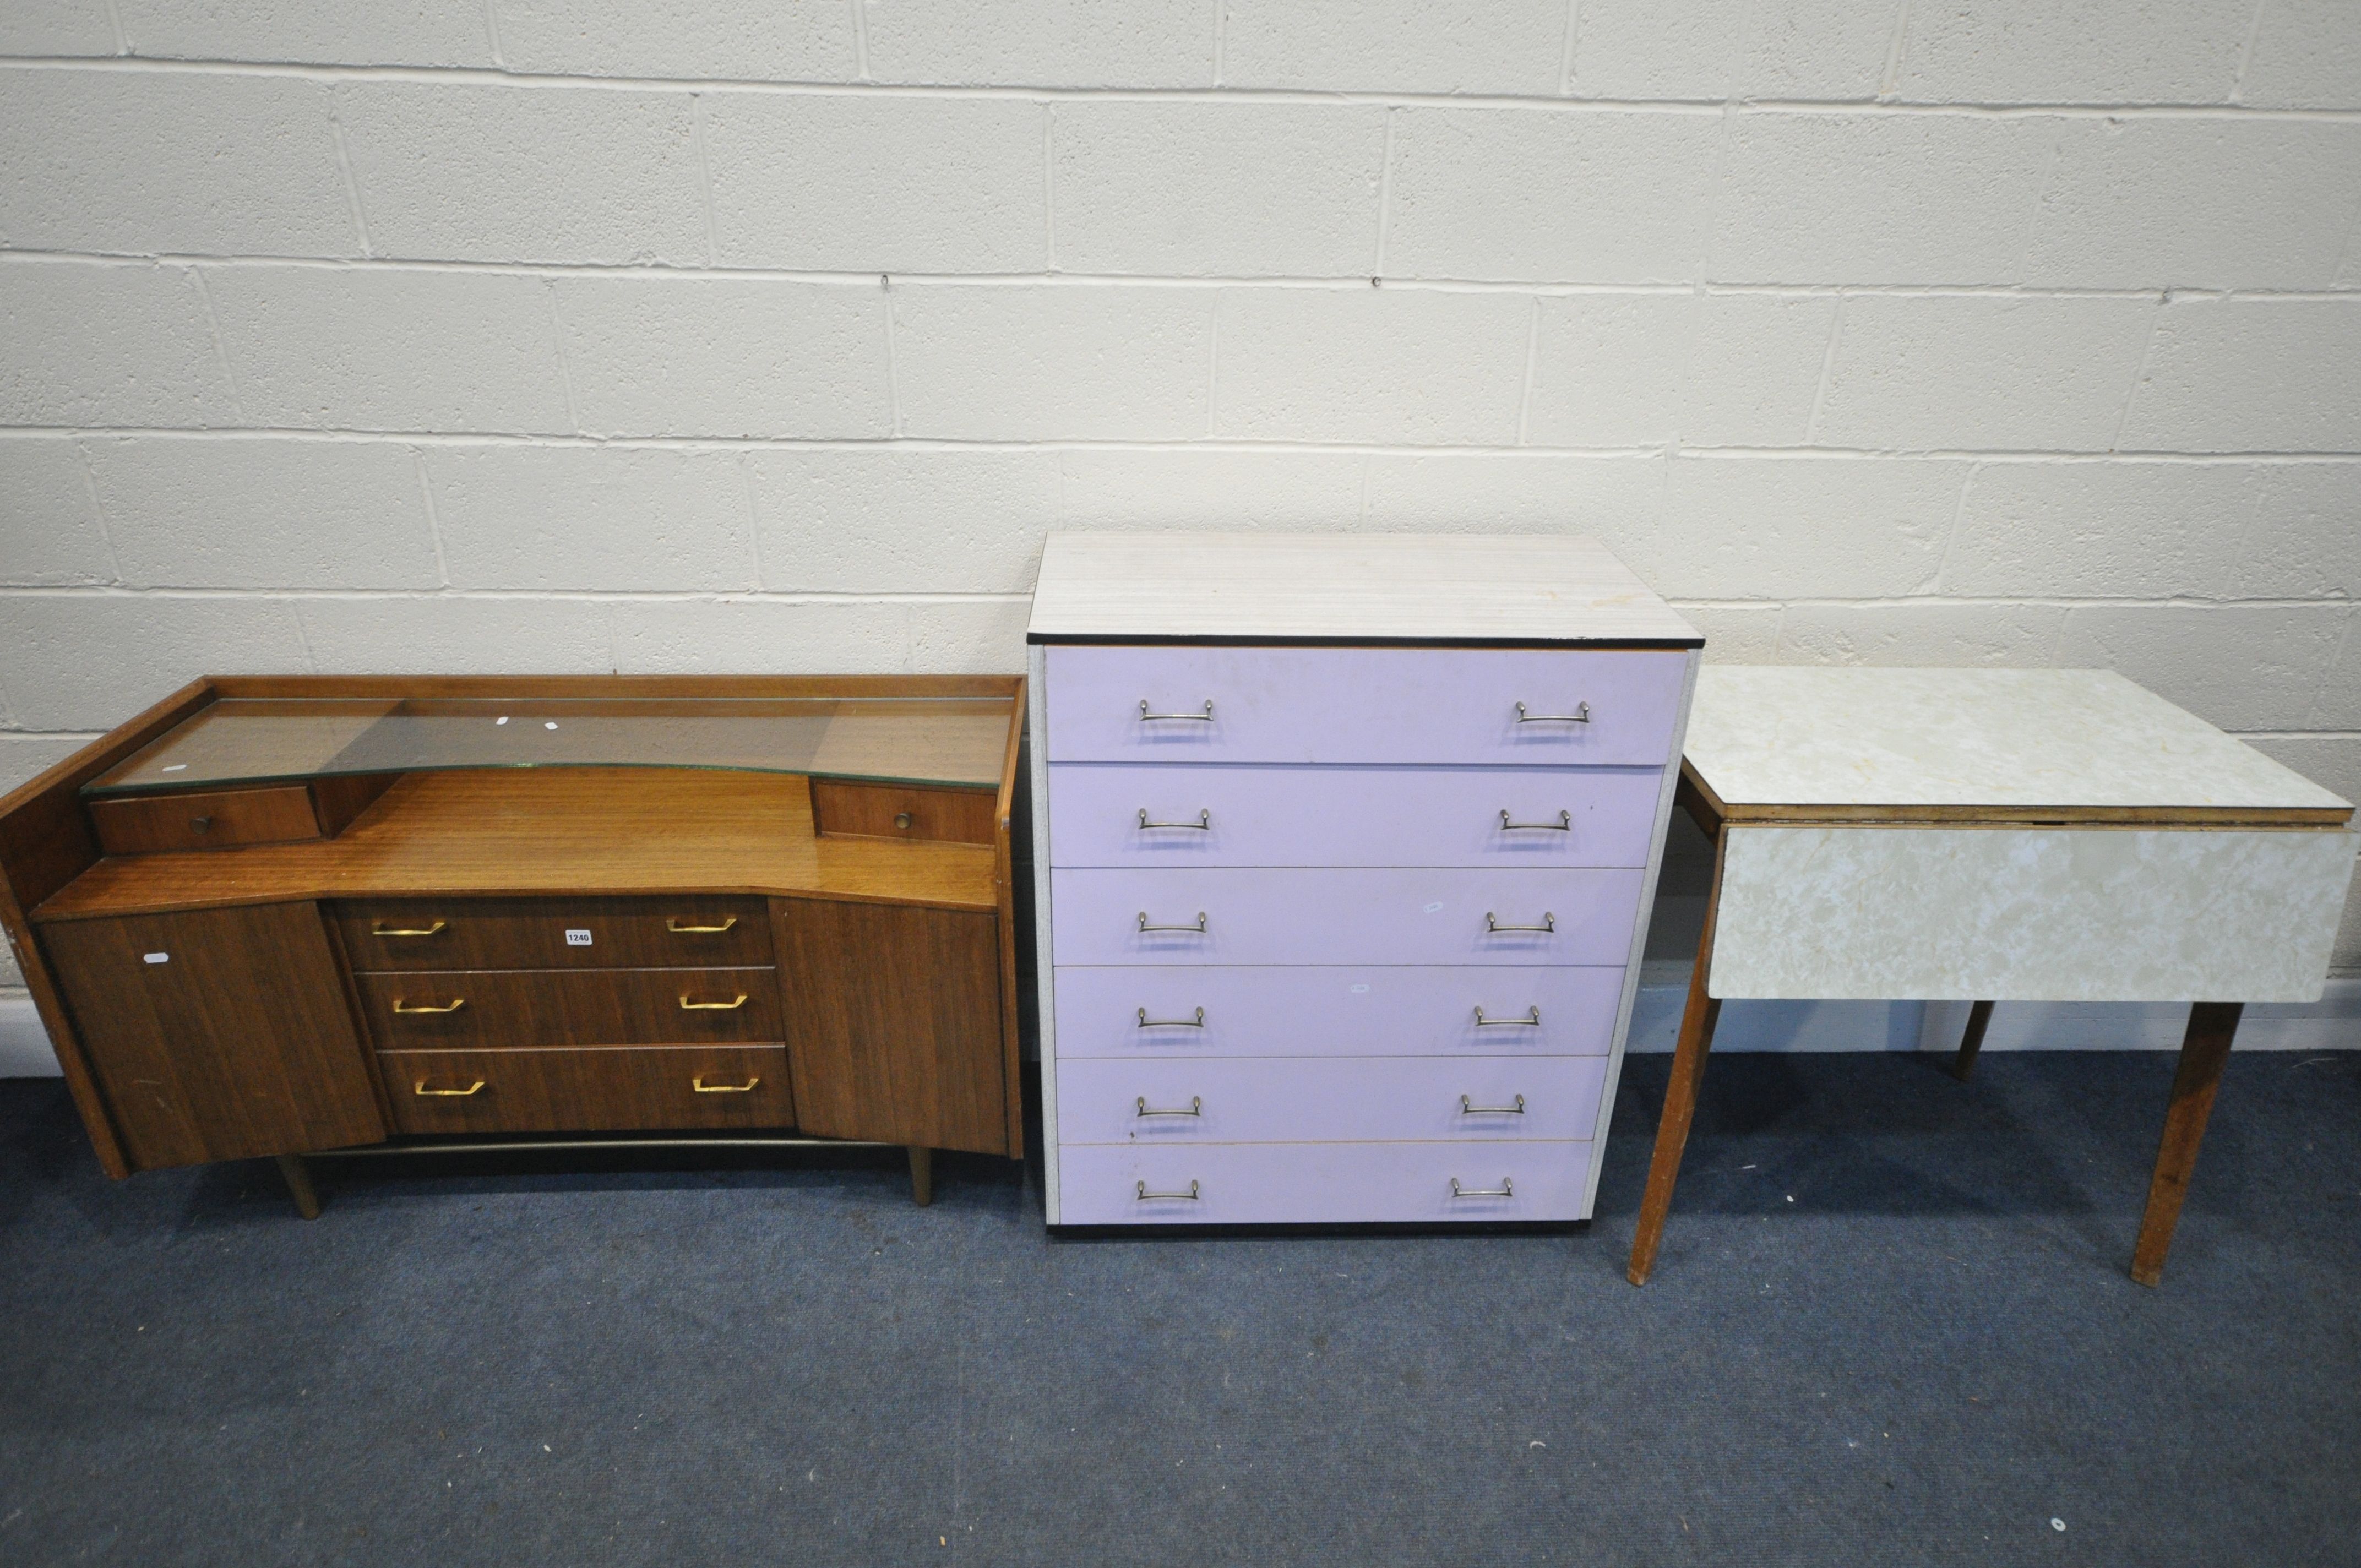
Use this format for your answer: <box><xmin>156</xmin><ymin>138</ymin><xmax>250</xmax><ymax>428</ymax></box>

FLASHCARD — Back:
<box><xmin>1627</xmin><ymin>667</ymin><xmax>2357</xmax><ymax>1287</ymax></box>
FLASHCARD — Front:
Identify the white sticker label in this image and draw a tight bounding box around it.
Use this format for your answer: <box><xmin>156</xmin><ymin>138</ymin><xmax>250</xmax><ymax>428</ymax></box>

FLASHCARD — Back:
<box><xmin>143</xmin><ymin>951</ymin><xmax>169</xmax><ymax>964</ymax></box>
<box><xmin>1349</xmin><ymin>984</ymin><xmax>1370</xmax><ymax>994</ymax></box>
<box><xmin>1423</xmin><ymin>902</ymin><xmax>1444</xmax><ymax>914</ymax></box>
<box><xmin>565</xmin><ymin>929</ymin><xmax>592</xmax><ymax>946</ymax></box>
<box><xmin>161</xmin><ymin>764</ymin><xmax>188</xmax><ymax>772</ymax></box>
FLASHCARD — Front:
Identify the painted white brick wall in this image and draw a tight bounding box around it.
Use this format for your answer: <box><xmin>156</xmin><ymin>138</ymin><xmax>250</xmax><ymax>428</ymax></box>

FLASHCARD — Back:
<box><xmin>0</xmin><ymin>1</ymin><xmax>2354</xmax><ymax>1028</ymax></box>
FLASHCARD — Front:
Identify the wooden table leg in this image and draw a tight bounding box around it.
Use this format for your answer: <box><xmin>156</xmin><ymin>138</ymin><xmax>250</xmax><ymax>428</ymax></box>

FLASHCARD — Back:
<box><xmin>2129</xmin><ymin>1001</ymin><xmax>2242</xmax><ymax>1288</ymax></box>
<box><xmin>908</xmin><ymin>1145</ymin><xmax>934</xmax><ymax>1207</ymax></box>
<box><xmin>1627</xmin><ymin>815</ymin><xmax>1726</xmax><ymax>1287</ymax></box>
<box><xmin>1950</xmin><ymin>999</ymin><xmax>1995</xmax><ymax>1082</ymax></box>
<box><xmin>273</xmin><ymin>1153</ymin><xmax>322</xmax><ymax>1220</ymax></box>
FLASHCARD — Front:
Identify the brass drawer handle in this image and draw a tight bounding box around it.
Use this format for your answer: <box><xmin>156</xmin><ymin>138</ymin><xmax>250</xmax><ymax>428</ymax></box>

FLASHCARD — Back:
<box><xmin>1137</xmin><ymin>808</ymin><xmax>1212</xmax><ymax>831</ymax></box>
<box><xmin>693</xmin><ymin>1075</ymin><xmax>760</xmax><ymax>1093</ymax></box>
<box><xmin>1460</xmin><ymin>1093</ymin><xmax>1527</xmax><ymax>1116</ymax></box>
<box><xmin>1135</xmin><ymin>1180</ymin><xmax>1201</xmax><ymax>1201</ymax></box>
<box><xmin>1137</xmin><ymin>911</ymin><xmax>1208</xmax><ymax>934</ymax></box>
<box><xmin>666</xmin><ymin>917</ymin><xmax>738</xmax><ymax>934</ymax></box>
<box><xmin>1138</xmin><ymin>700</ymin><xmax>1214</xmax><ymax>723</ymax></box>
<box><xmin>1514</xmin><ymin>701</ymin><xmax>1590</xmax><ymax>725</ymax></box>
<box><xmin>391</xmin><ymin>997</ymin><xmax>466</xmax><ymax>1015</ymax></box>
<box><xmin>1137</xmin><ymin>1007</ymin><xmax>1206</xmax><ymax>1029</ymax></box>
<box><xmin>1474</xmin><ymin>1006</ymin><xmax>1541</xmax><ymax>1027</ymax></box>
<box><xmin>1135</xmin><ymin>1096</ymin><xmax>1203</xmax><ymax>1119</ymax></box>
<box><xmin>1486</xmin><ymin>911</ymin><xmax>1555</xmax><ymax>934</ymax></box>
<box><xmin>372</xmin><ymin>921</ymin><xmax>448</xmax><ymax>938</ymax></box>
<box><xmin>1450</xmin><ymin>1177</ymin><xmax>1514</xmax><ymax>1198</ymax></box>
<box><xmin>1499</xmin><ymin>809</ymin><xmax>1571</xmax><ymax>832</ymax></box>
<box><xmin>414</xmin><ymin>1079</ymin><xmax>485</xmax><ymax>1097</ymax></box>
<box><xmin>680</xmin><ymin>993</ymin><xmax>749</xmax><ymax>1011</ymax></box>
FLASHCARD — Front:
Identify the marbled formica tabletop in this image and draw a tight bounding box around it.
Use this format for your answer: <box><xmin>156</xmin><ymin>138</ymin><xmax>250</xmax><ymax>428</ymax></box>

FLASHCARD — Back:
<box><xmin>1684</xmin><ymin>667</ymin><xmax>2348</xmax><ymax>814</ymax></box>
<box><xmin>1681</xmin><ymin>668</ymin><xmax>2358</xmax><ymax>1004</ymax></box>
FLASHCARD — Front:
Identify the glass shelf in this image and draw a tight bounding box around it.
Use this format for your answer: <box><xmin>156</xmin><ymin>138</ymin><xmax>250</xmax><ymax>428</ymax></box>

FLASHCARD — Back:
<box><xmin>83</xmin><ymin>695</ymin><xmax>1016</xmax><ymax>798</ymax></box>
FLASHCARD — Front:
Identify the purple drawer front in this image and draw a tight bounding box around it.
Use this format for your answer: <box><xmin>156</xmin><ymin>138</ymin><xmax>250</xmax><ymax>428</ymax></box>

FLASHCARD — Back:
<box><xmin>1058</xmin><ymin>1055</ymin><xmax>1609</xmax><ymax>1145</ymax></box>
<box><xmin>1056</xmin><ymin>1140</ymin><xmax>1596</xmax><ymax>1224</ymax></box>
<box><xmin>1047</xmin><ymin>765</ymin><xmax>1664</xmax><ymax>869</ymax></box>
<box><xmin>1048</xmin><ymin>867</ymin><xmax>1644</xmax><ymax>966</ymax></box>
<box><xmin>1045</xmin><ymin>646</ymin><xmax>1687</xmax><ymax>766</ymax></box>
<box><xmin>1051</xmin><ymin>965</ymin><xmax>1627</xmax><ymax>1058</ymax></box>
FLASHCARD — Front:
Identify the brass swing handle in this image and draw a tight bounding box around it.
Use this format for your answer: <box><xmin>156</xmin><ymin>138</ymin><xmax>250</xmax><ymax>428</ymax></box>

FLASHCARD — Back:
<box><xmin>391</xmin><ymin>997</ymin><xmax>466</xmax><ymax>1015</ymax></box>
<box><xmin>693</xmin><ymin>1075</ymin><xmax>760</xmax><ymax>1093</ymax></box>
<box><xmin>666</xmin><ymin>917</ymin><xmax>739</xmax><ymax>933</ymax></box>
<box><xmin>414</xmin><ymin>1079</ymin><xmax>485</xmax><ymax>1097</ymax></box>
<box><xmin>372</xmin><ymin>921</ymin><xmax>448</xmax><ymax>938</ymax></box>
<box><xmin>679</xmin><ymin>993</ymin><xmax>750</xmax><ymax>1011</ymax></box>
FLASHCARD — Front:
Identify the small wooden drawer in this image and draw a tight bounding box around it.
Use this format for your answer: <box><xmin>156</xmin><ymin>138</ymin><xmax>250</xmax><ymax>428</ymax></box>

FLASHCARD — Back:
<box><xmin>809</xmin><ymin>778</ymin><xmax>996</xmax><ymax>846</ymax></box>
<box><xmin>334</xmin><ymin>896</ymin><xmax>774</xmax><ymax>972</ymax></box>
<box><xmin>355</xmin><ymin>967</ymin><xmax>780</xmax><ymax>1049</ymax></box>
<box><xmin>384</xmin><ymin>1045</ymin><xmax>795</xmax><ymax>1134</ymax></box>
<box><xmin>90</xmin><ymin>785</ymin><xmax>322</xmax><ymax>856</ymax></box>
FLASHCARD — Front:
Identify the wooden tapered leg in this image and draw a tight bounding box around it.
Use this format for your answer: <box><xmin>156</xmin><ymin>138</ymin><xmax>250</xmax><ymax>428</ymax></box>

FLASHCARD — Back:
<box><xmin>1626</xmin><ymin>973</ymin><xmax>1722</xmax><ymax>1286</ymax></box>
<box><xmin>1950</xmin><ymin>999</ymin><xmax>1995</xmax><ymax>1082</ymax></box>
<box><xmin>2129</xmin><ymin>1001</ymin><xmax>2242</xmax><ymax>1288</ymax></box>
<box><xmin>908</xmin><ymin>1145</ymin><xmax>934</xmax><ymax>1207</ymax></box>
<box><xmin>274</xmin><ymin>1153</ymin><xmax>322</xmax><ymax>1220</ymax></box>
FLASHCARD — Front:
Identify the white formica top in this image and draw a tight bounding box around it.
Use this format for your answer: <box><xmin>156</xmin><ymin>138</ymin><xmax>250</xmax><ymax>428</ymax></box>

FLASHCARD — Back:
<box><xmin>1026</xmin><ymin>532</ymin><xmax>1702</xmax><ymax>646</ymax></box>
<box><xmin>1685</xmin><ymin>667</ymin><xmax>2349</xmax><ymax>818</ymax></box>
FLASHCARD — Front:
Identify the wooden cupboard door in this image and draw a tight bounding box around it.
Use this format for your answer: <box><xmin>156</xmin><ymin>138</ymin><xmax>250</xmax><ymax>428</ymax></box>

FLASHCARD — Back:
<box><xmin>773</xmin><ymin>897</ymin><xmax>1008</xmax><ymax>1156</ymax></box>
<box><xmin>41</xmin><ymin>903</ymin><xmax>386</xmax><ymax>1170</ymax></box>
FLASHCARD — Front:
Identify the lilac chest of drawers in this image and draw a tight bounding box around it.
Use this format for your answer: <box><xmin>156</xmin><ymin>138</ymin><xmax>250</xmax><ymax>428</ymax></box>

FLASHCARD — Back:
<box><xmin>1026</xmin><ymin>533</ymin><xmax>1703</xmax><ymax>1227</ymax></box>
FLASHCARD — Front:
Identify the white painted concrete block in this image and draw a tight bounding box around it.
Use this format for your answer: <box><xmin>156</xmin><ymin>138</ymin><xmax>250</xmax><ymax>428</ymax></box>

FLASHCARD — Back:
<box><xmin>552</xmin><ymin>277</ymin><xmax>893</xmax><ymax>439</ymax></box>
<box><xmin>1524</xmin><ymin>292</ymin><xmax>1834</xmax><ymax>448</ymax></box>
<box><xmin>491</xmin><ymin>0</ymin><xmax>851</xmax><ymax>80</ymax></box>
<box><xmin>0</xmin><ymin>733</ymin><xmax>89</xmax><ymax>794</ymax></box>
<box><xmin>610</xmin><ymin>597</ymin><xmax>911</xmax><ymax>674</ymax></box>
<box><xmin>89</xmin><ymin>435</ymin><xmax>441</xmax><ymax>588</ymax></box>
<box><xmin>205</xmin><ymin>266</ymin><xmax>573</xmax><ymax>433</ymax></box>
<box><xmin>1568</xmin><ymin>0</ymin><xmax>1892</xmax><ymax>101</ymax></box>
<box><xmin>906</xmin><ymin>596</ymin><xmax>1031</xmax><ymax>673</ymax></box>
<box><xmin>298</xmin><ymin>594</ymin><xmax>614</xmax><ymax>674</ymax></box>
<box><xmin>890</xmin><ymin>285</ymin><xmax>1212</xmax><ymax>439</ymax></box>
<box><xmin>1816</xmin><ymin>295</ymin><xmax>2156</xmax><ymax>451</ymax></box>
<box><xmin>2233</xmin><ymin>464</ymin><xmax>2361</xmax><ymax>601</ymax></box>
<box><xmin>1775</xmin><ymin>603</ymin><xmax>2070</xmax><ymax>667</ymax></box>
<box><xmin>748</xmin><ymin>449</ymin><xmax>1063</xmax><ymax>592</ymax></box>
<box><xmin>119</xmin><ymin>0</ymin><xmax>493</xmax><ymax>66</ymax></box>
<box><xmin>338</xmin><ymin>83</ymin><xmax>708</xmax><ymax>265</ymax></box>
<box><xmin>0</xmin><ymin>69</ymin><xmax>352</xmax><ymax>256</ymax></box>
<box><xmin>0</xmin><ymin>436</ymin><xmax>111</xmax><ymax>585</ymax></box>
<box><xmin>705</xmin><ymin>95</ymin><xmax>1046</xmax><ymax>273</ymax></box>
<box><xmin>1361</xmin><ymin>452</ymin><xmax>1664</xmax><ymax>563</ymax></box>
<box><xmin>1945</xmin><ymin>461</ymin><xmax>2260</xmax><ymax>598</ymax></box>
<box><xmin>1678</xmin><ymin>603</ymin><xmax>1783</xmax><ymax>662</ymax></box>
<box><xmin>0</xmin><ymin>262</ymin><xmax>236</xmax><ymax>427</ymax></box>
<box><xmin>2309</xmin><ymin>620</ymin><xmax>2361</xmax><ymax>730</ymax></box>
<box><xmin>1711</xmin><ymin>113</ymin><xmax>2054</xmax><ymax>285</ymax></box>
<box><xmin>866</xmin><ymin>0</ymin><xmax>1212</xmax><ymax>87</ymax></box>
<box><xmin>1211</xmin><ymin>286</ymin><xmax>1528</xmax><ymax>443</ymax></box>
<box><xmin>1654</xmin><ymin>456</ymin><xmax>1969</xmax><ymax>598</ymax></box>
<box><xmin>1386</xmin><ymin>108</ymin><xmax>1720</xmax><ymax>283</ymax></box>
<box><xmin>0</xmin><ymin>593</ymin><xmax>308</xmax><ymax>729</ymax></box>
<box><xmin>1059</xmin><ymin>449</ymin><xmax>1369</xmax><ymax>532</ymax></box>
<box><xmin>0</xmin><ymin>0</ymin><xmax>115</xmax><ymax>55</ymax></box>
<box><xmin>1892</xmin><ymin>0</ymin><xmax>2252</xmax><ymax>104</ymax></box>
<box><xmin>1218</xmin><ymin>0</ymin><xmax>1566</xmax><ymax>95</ymax></box>
<box><xmin>1052</xmin><ymin>102</ymin><xmax>1385</xmax><ymax>277</ymax></box>
<box><xmin>2055</xmin><ymin>603</ymin><xmax>2353</xmax><ymax>732</ymax></box>
<box><xmin>2023</xmin><ymin>120</ymin><xmax>2361</xmax><ymax>290</ymax></box>
<box><xmin>425</xmin><ymin>447</ymin><xmax>758</xmax><ymax>591</ymax></box>
<box><xmin>2120</xmin><ymin>298</ymin><xmax>2361</xmax><ymax>454</ymax></box>
<box><xmin>2242</xmin><ymin>0</ymin><xmax>2361</xmax><ymax>108</ymax></box>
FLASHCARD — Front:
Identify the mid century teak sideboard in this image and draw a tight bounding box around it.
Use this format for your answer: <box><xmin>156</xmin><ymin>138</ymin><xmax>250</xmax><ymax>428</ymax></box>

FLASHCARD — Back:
<box><xmin>0</xmin><ymin>676</ymin><xmax>1028</xmax><ymax>1213</ymax></box>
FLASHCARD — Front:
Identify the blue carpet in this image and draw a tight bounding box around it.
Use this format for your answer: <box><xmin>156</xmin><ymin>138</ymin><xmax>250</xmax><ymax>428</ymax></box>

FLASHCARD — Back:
<box><xmin>1</xmin><ymin>1048</ymin><xmax>2355</xmax><ymax>1567</ymax></box>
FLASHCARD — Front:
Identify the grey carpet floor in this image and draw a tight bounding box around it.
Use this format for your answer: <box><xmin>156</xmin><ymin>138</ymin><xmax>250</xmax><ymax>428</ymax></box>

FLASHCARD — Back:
<box><xmin>1</xmin><ymin>1048</ymin><xmax>2355</xmax><ymax>1568</ymax></box>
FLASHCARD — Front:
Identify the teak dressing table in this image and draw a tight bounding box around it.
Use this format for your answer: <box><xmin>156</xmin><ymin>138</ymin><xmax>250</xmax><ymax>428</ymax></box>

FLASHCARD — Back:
<box><xmin>0</xmin><ymin>676</ymin><xmax>1028</xmax><ymax>1214</ymax></box>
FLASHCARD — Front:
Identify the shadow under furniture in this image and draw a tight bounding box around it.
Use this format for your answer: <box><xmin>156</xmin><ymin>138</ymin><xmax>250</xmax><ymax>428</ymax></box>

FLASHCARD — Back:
<box><xmin>0</xmin><ymin>676</ymin><xmax>1029</xmax><ymax>1215</ymax></box>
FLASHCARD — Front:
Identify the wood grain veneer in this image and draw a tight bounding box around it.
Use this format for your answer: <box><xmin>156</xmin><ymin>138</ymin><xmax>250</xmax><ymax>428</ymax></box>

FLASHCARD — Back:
<box><xmin>40</xmin><ymin>902</ymin><xmax>387</xmax><ymax>1168</ymax></box>
<box><xmin>334</xmin><ymin>895</ymin><xmax>774</xmax><ymax>972</ymax></box>
<box><xmin>382</xmin><ymin>1044</ymin><xmax>795</xmax><ymax>1134</ymax></box>
<box><xmin>89</xmin><ymin>784</ymin><xmax>323</xmax><ymax>855</ymax></box>
<box><xmin>809</xmin><ymin>778</ymin><xmax>997</xmax><ymax>845</ymax></box>
<box><xmin>354</xmin><ymin>966</ymin><xmax>782</xmax><ymax>1051</ymax></box>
